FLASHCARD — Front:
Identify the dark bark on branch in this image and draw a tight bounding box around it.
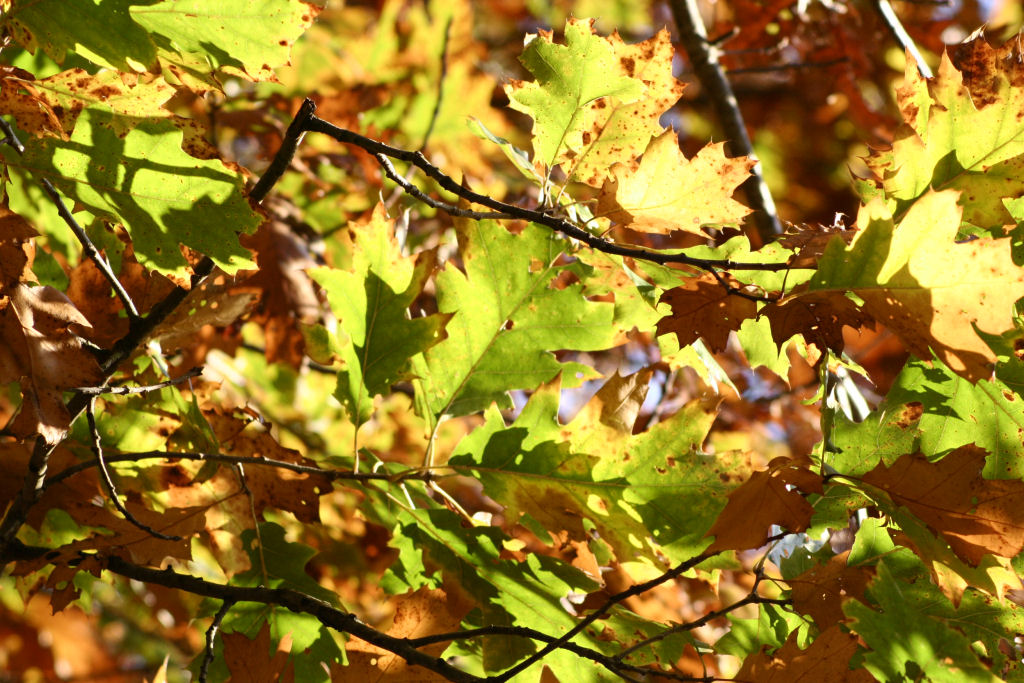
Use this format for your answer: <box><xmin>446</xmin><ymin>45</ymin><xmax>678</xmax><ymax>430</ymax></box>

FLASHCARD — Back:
<box><xmin>669</xmin><ymin>0</ymin><xmax>782</xmax><ymax>244</ymax></box>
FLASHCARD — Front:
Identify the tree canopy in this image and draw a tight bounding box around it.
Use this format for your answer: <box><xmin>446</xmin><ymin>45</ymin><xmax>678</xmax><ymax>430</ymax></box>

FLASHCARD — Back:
<box><xmin>2</xmin><ymin>0</ymin><xmax>1024</xmax><ymax>681</ymax></box>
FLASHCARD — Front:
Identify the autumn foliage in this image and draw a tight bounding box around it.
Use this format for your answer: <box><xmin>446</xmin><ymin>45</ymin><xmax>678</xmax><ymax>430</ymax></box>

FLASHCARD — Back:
<box><xmin>4</xmin><ymin>0</ymin><xmax>1024</xmax><ymax>681</ymax></box>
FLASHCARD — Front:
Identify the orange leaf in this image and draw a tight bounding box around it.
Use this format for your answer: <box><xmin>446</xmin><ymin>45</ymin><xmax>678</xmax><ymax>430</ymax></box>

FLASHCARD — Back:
<box><xmin>736</xmin><ymin>626</ymin><xmax>874</xmax><ymax>682</ymax></box>
<box><xmin>0</xmin><ymin>284</ymin><xmax>103</xmax><ymax>444</ymax></box>
<box><xmin>706</xmin><ymin>458</ymin><xmax>821</xmax><ymax>553</ymax></box>
<box><xmin>341</xmin><ymin>587</ymin><xmax>474</xmax><ymax>680</ymax></box>
<box><xmin>860</xmin><ymin>445</ymin><xmax>1024</xmax><ymax>566</ymax></box>
<box><xmin>597</xmin><ymin>130</ymin><xmax>753</xmax><ymax>235</ymax></box>
<box><xmin>223</xmin><ymin>623</ymin><xmax>295</xmax><ymax>683</ymax></box>
<box><xmin>656</xmin><ymin>275</ymin><xmax>757</xmax><ymax>353</ymax></box>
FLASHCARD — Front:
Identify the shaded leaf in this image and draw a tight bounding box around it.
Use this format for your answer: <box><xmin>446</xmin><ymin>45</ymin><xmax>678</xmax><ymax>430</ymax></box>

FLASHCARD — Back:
<box><xmin>736</xmin><ymin>626</ymin><xmax>873</xmax><ymax>683</ymax></box>
<box><xmin>3</xmin><ymin>108</ymin><xmax>262</xmax><ymax>278</ymax></box>
<box><xmin>762</xmin><ymin>290</ymin><xmax>873</xmax><ymax>355</ymax></box>
<box><xmin>222</xmin><ymin>623</ymin><xmax>295</xmax><ymax>683</ymax></box>
<box><xmin>2</xmin><ymin>0</ymin><xmax>157</xmax><ymax>73</ymax></box>
<box><xmin>860</xmin><ymin>446</ymin><xmax>1024</xmax><ymax>566</ymax></box>
<box><xmin>810</xmin><ymin>191</ymin><xmax>1024</xmax><ymax>381</ymax></box>
<box><xmin>0</xmin><ymin>284</ymin><xmax>102</xmax><ymax>444</ymax></box>
<box><xmin>656</xmin><ymin>274</ymin><xmax>758</xmax><ymax>353</ymax></box>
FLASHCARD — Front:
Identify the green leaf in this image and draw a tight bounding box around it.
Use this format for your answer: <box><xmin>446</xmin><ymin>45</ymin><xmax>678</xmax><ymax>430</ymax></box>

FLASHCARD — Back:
<box><xmin>3</xmin><ymin>108</ymin><xmax>262</xmax><ymax>277</ymax></box>
<box><xmin>506</xmin><ymin>17</ymin><xmax>643</xmax><ymax>174</ymax></box>
<box><xmin>130</xmin><ymin>0</ymin><xmax>316</xmax><ymax>82</ymax></box>
<box><xmin>411</xmin><ymin>219</ymin><xmax>617</xmax><ymax>420</ymax></box>
<box><xmin>868</xmin><ymin>44</ymin><xmax>1024</xmax><ymax>230</ymax></box>
<box><xmin>235</xmin><ymin>523</ymin><xmax>338</xmax><ymax>605</ymax></box>
<box><xmin>831</xmin><ymin>359</ymin><xmax>1024</xmax><ymax>478</ymax></box>
<box><xmin>384</xmin><ymin>506</ymin><xmax>620</xmax><ymax>679</ymax></box>
<box><xmin>845</xmin><ymin>553</ymin><xmax>1001</xmax><ymax>682</ymax></box>
<box><xmin>309</xmin><ymin>207</ymin><xmax>449</xmax><ymax>425</ymax></box>
<box><xmin>450</xmin><ymin>373</ymin><xmax>749</xmax><ymax>567</ymax></box>
<box><xmin>2</xmin><ymin>0</ymin><xmax>158</xmax><ymax>72</ymax></box>
<box><xmin>848</xmin><ymin>517</ymin><xmax>895</xmax><ymax>567</ymax></box>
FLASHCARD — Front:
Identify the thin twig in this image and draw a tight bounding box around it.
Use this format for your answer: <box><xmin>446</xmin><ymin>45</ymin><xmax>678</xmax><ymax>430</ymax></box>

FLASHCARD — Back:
<box><xmin>86</xmin><ymin>398</ymin><xmax>183</xmax><ymax>541</ymax></box>
<box><xmin>42</xmin><ymin>450</ymin><xmax>441</xmax><ymax>489</ymax></box>
<box><xmin>669</xmin><ymin>0</ymin><xmax>782</xmax><ymax>244</ymax></box>
<box><xmin>375</xmin><ymin>153</ymin><xmax>514</xmax><ymax>221</ymax></box>
<box><xmin>74</xmin><ymin>366</ymin><xmax>203</xmax><ymax>396</ymax></box>
<box><xmin>489</xmin><ymin>550</ymin><xmax>718</xmax><ymax>682</ymax></box>
<box><xmin>198</xmin><ymin>599</ymin><xmax>235</xmax><ymax>683</ymax></box>
<box><xmin>302</xmin><ymin>105</ymin><xmax>790</xmax><ymax>280</ymax></box>
<box><xmin>0</xmin><ymin>117</ymin><xmax>141</xmax><ymax>322</ymax></box>
<box><xmin>873</xmin><ymin>0</ymin><xmax>933</xmax><ymax>78</ymax></box>
<box><xmin>97</xmin><ymin>555</ymin><xmax>482</xmax><ymax>683</ymax></box>
<box><xmin>249</xmin><ymin>98</ymin><xmax>318</xmax><ymax>203</ymax></box>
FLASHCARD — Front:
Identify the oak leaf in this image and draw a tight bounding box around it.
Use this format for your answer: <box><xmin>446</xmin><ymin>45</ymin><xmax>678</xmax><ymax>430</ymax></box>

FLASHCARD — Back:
<box><xmin>810</xmin><ymin>191</ymin><xmax>1024</xmax><ymax>381</ymax></box>
<box><xmin>706</xmin><ymin>457</ymin><xmax>822</xmax><ymax>553</ymax></box>
<box><xmin>736</xmin><ymin>626</ymin><xmax>874</xmax><ymax>682</ymax></box>
<box><xmin>788</xmin><ymin>551</ymin><xmax>873</xmax><ymax>629</ymax></box>
<box><xmin>762</xmin><ymin>290</ymin><xmax>873</xmax><ymax>354</ymax></box>
<box><xmin>342</xmin><ymin>587</ymin><xmax>474</xmax><ymax>680</ymax></box>
<box><xmin>860</xmin><ymin>445</ymin><xmax>1024</xmax><ymax>566</ymax></box>
<box><xmin>597</xmin><ymin>130</ymin><xmax>754</xmax><ymax>235</ymax></box>
<box><xmin>0</xmin><ymin>201</ymin><xmax>37</xmax><ymax>292</ymax></box>
<box><xmin>222</xmin><ymin>623</ymin><xmax>295</xmax><ymax>683</ymax></box>
<box><xmin>505</xmin><ymin>18</ymin><xmax>644</xmax><ymax>177</ymax></box>
<box><xmin>565</xmin><ymin>27</ymin><xmax>685</xmax><ymax>186</ymax></box>
<box><xmin>0</xmin><ymin>284</ymin><xmax>103</xmax><ymax>444</ymax></box>
<box><xmin>656</xmin><ymin>274</ymin><xmax>758</xmax><ymax>353</ymax></box>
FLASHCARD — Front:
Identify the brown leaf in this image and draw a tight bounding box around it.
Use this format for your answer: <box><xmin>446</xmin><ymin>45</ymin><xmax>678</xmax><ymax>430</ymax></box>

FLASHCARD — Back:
<box><xmin>861</xmin><ymin>446</ymin><xmax>1024</xmax><ymax>566</ymax></box>
<box><xmin>735</xmin><ymin>626</ymin><xmax>874</xmax><ymax>682</ymax></box>
<box><xmin>778</xmin><ymin>223</ymin><xmax>855</xmax><ymax>270</ymax></box>
<box><xmin>342</xmin><ymin>587</ymin><xmax>474</xmax><ymax>680</ymax></box>
<box><xmin>238</xmin><ymin>210</ymin><xmax>320</xmax><ymax>367</ymax></box>
<box><xmin>762</xmin><ymin>290</ymin><xmax>873</xmax><ymax>355</ymax></box>
<box><xmin>147</xmin><ymin>272</ymin><xmax>259</xmax><ymax>354</ymax></box>
<box><xmin>0</xmin><ymin>284</ymin><xmax>103</xmax><ymax>444</ymax></box>
<box><xmin>656</xmin><ymin>275</ymin><xmax>758</xmax><ymax>353</ymax></box>
<box><xmin>0</xmin><ymin>200</ymin><xmax>38</xmax><ymax>293</ymax></box>
<box><xmin>706</xmin><ymin>458</ymin><xmax>822</xmax><ymax>553</ymax></box>
<box><xmin>223</xmin><ymin>623</ymin><xmax>295</xmax><ymax>683</ymax></box>
<box><xmin>788</xmin><ymin>551</ymin><xmax>873</xmax><ymax>629</ymax></box>
<box><xmin>202</xmin><ymin>403</ymin><xmax>333</xmax><ymax>523</ymax></box>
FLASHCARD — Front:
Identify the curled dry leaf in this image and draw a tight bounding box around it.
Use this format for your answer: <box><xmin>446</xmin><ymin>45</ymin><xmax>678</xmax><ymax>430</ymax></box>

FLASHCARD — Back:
<box><xmin>0</xmin><ymin>284</ymin><xmax>102</xmax><ymax>444</ymax></box>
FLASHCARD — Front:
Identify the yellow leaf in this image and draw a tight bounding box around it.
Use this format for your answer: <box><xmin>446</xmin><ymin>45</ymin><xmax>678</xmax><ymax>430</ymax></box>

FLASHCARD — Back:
<box><xmin>597</xmin><ymin>130</ymin><xmax>754</xmax><ymax>234</ymax></box>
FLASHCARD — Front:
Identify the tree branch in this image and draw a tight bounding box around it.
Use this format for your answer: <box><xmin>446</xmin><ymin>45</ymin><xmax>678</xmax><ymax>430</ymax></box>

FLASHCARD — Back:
<box><xmin>0</xmin><ymin>117</ymin><xmax>141</xmax><ymax>322</ymax></box>
<box><xmin>41</xmin><ymin>450</ymin><xmax>443</xmax><ymax>489</ymax></box>
<box><xmin>86</xmin><ymin>398</ymin><xmax>183</xmax><ymax>541</ymax></box>
<box><xmin>669</xmin><ymin>0</ymin><xmax>782</xmax><ymax>244</ymax></box>
<box><xmin>489</xmin><ymin>550</ymin><xmax>719</xmax><ymax>682</ymax></box>
<box><xmin>98</xmin><ymin>555</ymin><xmax>484</xmax><ymax>683</ymax></box>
